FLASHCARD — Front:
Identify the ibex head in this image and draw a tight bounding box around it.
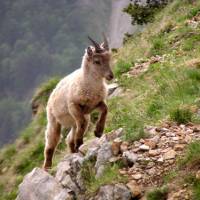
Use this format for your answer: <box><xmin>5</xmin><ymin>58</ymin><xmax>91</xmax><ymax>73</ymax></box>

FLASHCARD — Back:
<box><xmin>87</xmin><ymin>33</ymin><xmax>114</xmax><ymax>81</ymax></box>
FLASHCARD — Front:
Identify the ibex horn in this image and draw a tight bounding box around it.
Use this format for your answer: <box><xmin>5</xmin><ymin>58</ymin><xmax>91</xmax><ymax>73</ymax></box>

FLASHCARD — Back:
<box><xmin>88</xmin><ymin>36</ymin><xmax>102</xmax><ymax>53</ymax></box>
<box><xmin>102</xmin><ymin>32</ymin><xmax>109</xmax><ymax>50</ymax></box>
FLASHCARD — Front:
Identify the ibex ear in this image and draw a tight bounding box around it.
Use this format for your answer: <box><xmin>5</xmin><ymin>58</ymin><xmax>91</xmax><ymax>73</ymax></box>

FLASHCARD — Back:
<box><xmin>87</xmin><ymin>46</ymin><xmax>93</xmax><ymax>58</ymax></box>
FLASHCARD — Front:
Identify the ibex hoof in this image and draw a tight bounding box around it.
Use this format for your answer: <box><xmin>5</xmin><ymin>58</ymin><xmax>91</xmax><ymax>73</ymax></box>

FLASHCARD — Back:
<box><xmin>94</xmin><ymin>130</ymin><xmax>103</xmax><ymax>138</ymax></box>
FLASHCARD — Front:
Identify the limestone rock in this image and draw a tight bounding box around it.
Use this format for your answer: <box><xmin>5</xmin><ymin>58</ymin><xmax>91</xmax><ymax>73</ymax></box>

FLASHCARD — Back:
<box><xmin>93</xmin><ymin>184</ymin><xmax>132</xmax><ymax>200</ymax></box>
<box><xmin>139</xmin><ymin>144</ymin><xmax>150</xmax><ymax>151</ymax></box>
<box><xmin>95</xmin><ymin>141</ymin><xmax>113</xmax><ymax>177</ymax></box>
<box><xmin>16</xmin><ymin>168</ymin><xmax>73</xmax><ymax>200</ymax></box>
<box><xmin>163</xmin><ymin>149</ymin><xmax>176</xmax><ymax>160</ymax></box>
<box><xmin>56</xmin><ymin>153</ymin><xmax>85</xmax><ymax>194</ymax></box>
<box><xmin>122</xmin><ymin>151</ymin><xmax>138</xmax><ymax>167</ymax></box>
<box><xmin>127</xmin><ymin>180</ymin><xmax>142</xmax><ymax>198</ymax></box>
<box><xmin>111</xmin><ymin>138</ymin><xmax>122</xmax><ymax>156</ymax></box>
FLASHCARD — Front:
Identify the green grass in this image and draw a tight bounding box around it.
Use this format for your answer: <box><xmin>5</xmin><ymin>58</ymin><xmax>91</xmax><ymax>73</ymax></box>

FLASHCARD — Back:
<box><xmin>147</xmin><ymin>186</ymin><xmax>168</xmax><ymax>200</ymax></box>
<box><xmin>31</xmin><ymin>77</ymin><xmax>60</xmax><ymax>107</ymax></box>
<box><xmin>114</xmin><ymin>59</ymin><xmax>132</xmax><ymax>77</ymax></box>
<box><xmin>170</xmin><ymin>107</ymin><xmax>193</xmax><ymax>124</ymax></box>
<box><xmin>179</xmin><ymin>141</ymin><xmax>200</xmax><ymax>168</ymax></box>
<box><xmin>81</xmin><ymin>161</ymin><xmax>126</xmax><ymax>196</ymax></box>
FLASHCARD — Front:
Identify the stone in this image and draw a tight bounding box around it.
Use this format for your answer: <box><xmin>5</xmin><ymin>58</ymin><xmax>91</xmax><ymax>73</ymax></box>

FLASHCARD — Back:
<box><xmin>122</xmin><ymin>151</ymin><xmax>138</xmax><ymax>167</ymax></box>
<box><xmin>126</xmin><ymin>181</ymin><xmax>142</xmax><ymax>198</ymax></box>
<box><xmin>185</xmin><ymin>135</ymin><xmax>192</xmax><ymax>143</ymax></box>
<box><xmin>120</xmin><ymin>141</ymin><xmax>129</xmax><ymax>153</ymax></box>
<box><xmin>107</xmin><ymin>83</ymin><xmax>119</xmax><ymax>96</ymax></box>
<box><xmin>132</xmin><ymin>173</ymin><xmax>142</xmax><ymax>180</ymax></box>
<box><xmin>16</xmin><ymin>168</ymin><xmax>73</xmax><ymax>200</ymax></box>
<box><xmin>150</xmin><ymin>135</ymin><xmax>160</xmax><ymax>144</ymax></box>
<box><xmin>95</xmin><ymin>141</ymin><xmax>113</xmax><ymax>177</ymax></box>
<box><xmin>139</xmin><ymin>144</ymin><xmax>150</xmax><ymax>151</ymax></box>
<box><xmin>111</xmin><ymin>138</ymin><xmax>122</xmax><ymax>156</ymax></box>
<box><xmin>149</xmin><ymin>149</ymin><xmax>160</xmax><ymax>156</ymax></box>
<box><xmin>144</xmin><ymin>140</ymin><xmax>157</xmax><ymax>149</ymax></box>
<box><xmin>93</xmin><ymin>184</ymin><xmax>132</xmax><ymax>200</ymax></box>
<box><xmin>106</xmin><ymin>128</ymin><xmax>124</xmax><ymax>141</ymax></box>
<box><xmin>56</xmin><ymin>153</ymin><xmax>85</xmax><ymax>193</ymax></box>
<box><xmin>79</xmin><ymin>138</ymin><xmax>100</xmax><ymax>155</ymax></box>
<box><xmin>174</xmin><ymin>144</ymin><xmax>185</xmax><ymax>151</ymax></box>
<box><xmin>108</xmin><ymin>87</ymin><xmax>123</xmax><ymax>98</ymax></box>
<box><xmin>114</xmin><ymin>184</ymin><xmax>132</xmax><ymax>200</ymax></box>
<box><xmin>163</xmin><ymin>149</ymin><xmax>176</xmax><ymax>160</ymax></box>
<box><xmin>196</xmin><ymin>170</ymin><xmax>200</xmax><ymax>179</ymax></box>
<box><xmin>157</xmin><ymin>157</ymin><xmax>164</xmax><ymax>163</ymax></box>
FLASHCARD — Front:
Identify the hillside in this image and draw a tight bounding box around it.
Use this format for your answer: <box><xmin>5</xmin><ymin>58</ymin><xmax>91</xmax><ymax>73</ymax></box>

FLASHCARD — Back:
<box><xmin>0</xmin><ymin>0</ymin><xmax>200</xmax><ymax>199</ymax></box>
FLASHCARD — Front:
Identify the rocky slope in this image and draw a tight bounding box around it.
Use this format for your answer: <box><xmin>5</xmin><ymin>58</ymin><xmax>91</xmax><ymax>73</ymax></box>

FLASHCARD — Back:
<box><xmin>1</xmin><ymin>0</ymin><xmax>200</xmax><ymax>199</ymax></box>
<box><xmin>16</xmin><ymin>119</ymin><xmax>200</xmax><ymax>200</ymax></box>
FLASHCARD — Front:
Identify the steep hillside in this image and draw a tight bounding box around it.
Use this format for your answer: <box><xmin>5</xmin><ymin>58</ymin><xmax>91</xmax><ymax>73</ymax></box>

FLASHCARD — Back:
<box><xmin>0</xmin><ymin>0</ymin><xmax>200</xmax><ymax>199</ymax></box>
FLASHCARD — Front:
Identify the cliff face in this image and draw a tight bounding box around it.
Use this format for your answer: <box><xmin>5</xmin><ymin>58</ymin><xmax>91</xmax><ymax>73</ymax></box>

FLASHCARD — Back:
<box><xmin>109</xmin><ymin>0</ymin><xmax>135</xmax><ymax>48</ymax></box>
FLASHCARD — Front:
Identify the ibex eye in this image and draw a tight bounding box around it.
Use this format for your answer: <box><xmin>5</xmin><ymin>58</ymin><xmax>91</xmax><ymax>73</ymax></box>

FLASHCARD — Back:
<box><xmin>94</xmin><ymin>60</ymin><xmax>101</xmax><ymax>65</ymax></box>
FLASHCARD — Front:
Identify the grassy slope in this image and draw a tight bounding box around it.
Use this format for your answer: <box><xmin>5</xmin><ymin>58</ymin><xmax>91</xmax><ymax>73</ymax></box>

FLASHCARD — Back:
<box><xmin>0</xmin><ymin>0</ymin><xmax>200</xmax><ymax>199</ymax></box>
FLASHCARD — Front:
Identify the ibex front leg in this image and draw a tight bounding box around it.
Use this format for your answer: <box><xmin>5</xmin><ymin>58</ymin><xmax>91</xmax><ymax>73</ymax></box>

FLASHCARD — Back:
<box><xmin>94</xmin><ymin>101</ymin><xmax>108</xmax><ymax>138</ymax></box>
<box><xmin>69</xmin><ymin>103</ymin><xmax>88</xmax><ymax>152</ymax></box>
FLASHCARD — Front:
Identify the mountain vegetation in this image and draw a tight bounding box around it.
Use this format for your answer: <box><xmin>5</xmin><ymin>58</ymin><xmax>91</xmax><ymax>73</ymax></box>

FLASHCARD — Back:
<box><xmin>0</xmin><ymin>0</ymin><xmax>200</xmax><ymax>199</ymax></box>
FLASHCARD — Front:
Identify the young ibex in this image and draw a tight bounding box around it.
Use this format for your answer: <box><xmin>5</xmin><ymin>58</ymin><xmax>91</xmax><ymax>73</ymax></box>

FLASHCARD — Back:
<box><xmin>43</xmin><ymin>34</ymin><xmax>114</xmax><ymax>170</ymax></box>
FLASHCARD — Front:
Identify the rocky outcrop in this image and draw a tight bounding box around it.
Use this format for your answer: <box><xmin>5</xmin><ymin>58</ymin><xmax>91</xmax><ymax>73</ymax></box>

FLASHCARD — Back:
<box><xmin>16</xmin><ymin>168</ymin><xmax>73</xmax><ymax>200</ymax></box>
<box><xmin>16</xmin><ymin>122</ymin><xmax>200</xmax><ymax>200</ymax></box>
<box><xmin>16</xmin><ymin>128</ymin><xmax>133</xmax><ymax>200</ymax></box>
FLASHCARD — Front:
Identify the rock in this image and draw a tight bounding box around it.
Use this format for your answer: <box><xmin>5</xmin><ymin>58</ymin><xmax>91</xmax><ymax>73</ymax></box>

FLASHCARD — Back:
<box><xmin>132</xmin><ymin>173</ymin><xmax>142</xmax><ymax>180</ymax></box>
<box><xmin>107</xmin><ymin>83</ymin><xmax>119</xmax><ymax>96</ymax></box>
<box><xmin>144</xmin><ymin>140</ymin><xmax>157</xmax><ymax>149</ymax></box>
<box><xmin>163</xmin><ymin>149</ymin><xmax>176</xmax><ymax>160</ymax></box>
<box><xmin>139</xmin><ymin>144</ymin><xmax>150</xmax><ymax>151</ymax></box>
<box><xmin>93</xmin><ymin>184</ymin><xmax>132</xmax><ymax>200</ymax></box>
<box><xmin>56</xmin><ymin>153</ymin><xmax>85</xmax><ymax>194</ymax></box>
<box><xmin>107</xmin><ymin>128</ymin><xmax>124</xmax><ymax>141</ymax></box>
<box><xmin>122</xmin><ymin>151</ymin><xmax>138</xmax><ymax>167</ymax></box>
<box><xmin>79</xmin><ymin>138</ymin><xmax>100</xmax><ymax>155</ymax></box>
<box><xmin>150</xmin><ymin>135</ymin><xmax>160</xmax><ymax>144</ymax></box>
<box><xmin>111</xmin><ymin>138</ymin><xmax>122</xmax><ymax>156</ymax></box>
<box><xmin>114</xmin><ymin>183</ymin><xmax>132</xmax><ymax>200</ymax></box>
<box><xmin>95</xmin><ymin>142</ymin><xmax>113</xmax><ymax>177</ymax></box>
<box><xmin>108</xmin><ymin>87</ymin><xmax>123</xmax><ymax>98</ymax></box>
<box><xmin>174</xmin><ymin>144</ymin><xmax>185</xmax><ymax>151</ymax></box>
<box><xmin>16</xmin><ymin>168</ymin><xmax>73</xmax><ymax>200</ymax></box>
<box><xmin>149</xmin><ymin>149</ymin><xmax>160</xmax><ymax>156</ymax></box>
<box><xmin>126</xmin><ymin>180</ymin><xmax>142</xmax><ymax>198</ymax></box>
<box><xmin>185</xmin><ymin>135</ymin><xmax>192</xmax><ymax>143</ymax></box>
<box><xmin>120</xmin><ymin>141</ymin><xmax>129</xmax><ymax>153</ymax></box>
<box><xmin>157</xmin><ymin>157</ymin><xmax>164</xmax><ymax>163</ymax></box>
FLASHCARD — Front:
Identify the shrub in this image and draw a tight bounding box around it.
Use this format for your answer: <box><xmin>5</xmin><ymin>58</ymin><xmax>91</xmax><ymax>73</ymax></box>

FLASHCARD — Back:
<box><xmin>170</xmin><ymin>107</ymin><xmax>192</xmax><ymax>124</ymax></box>
<box><xmin>147</xmin><ymin>186</ymin><xmax>168</xmax><ymax>200</ymax></box>
<box><xmin>114</xmin><ymin>60</ymin><xmax>132</xmax><ymax>77</ymax></box>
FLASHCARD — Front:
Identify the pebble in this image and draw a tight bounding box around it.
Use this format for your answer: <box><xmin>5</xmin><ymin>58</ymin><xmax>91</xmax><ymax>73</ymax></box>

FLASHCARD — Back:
<box><xmin>163</xmin><ymin>149</ymin><xmax>176</xmax><ymax>160</ymax></box>
<box><xmin>132</xmin><ymin>173</ymin><xmax>142</xmax><ymax>180</ymax></box>
<box><xmin>139</xmin><ymin>144</ymin><xmax>150</xmax><ymax>151</ymax></box>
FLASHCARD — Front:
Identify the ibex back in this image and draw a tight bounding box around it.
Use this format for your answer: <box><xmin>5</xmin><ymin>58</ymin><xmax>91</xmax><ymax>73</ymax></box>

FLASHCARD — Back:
<box><xmin>43</xmin><ymin>34</ymin><xmax>113</xmax><ymax>170</ymax></box>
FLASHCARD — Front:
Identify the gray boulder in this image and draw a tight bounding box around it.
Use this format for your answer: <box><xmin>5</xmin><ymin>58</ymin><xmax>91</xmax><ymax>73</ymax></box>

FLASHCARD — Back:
<box><xmin>16</xmin><ymin>168</ymin><xmax>73</xmax><ymax>200</ymax></box>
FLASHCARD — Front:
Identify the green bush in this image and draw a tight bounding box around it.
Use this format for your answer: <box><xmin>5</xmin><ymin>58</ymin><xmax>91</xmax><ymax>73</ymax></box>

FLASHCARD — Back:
<box><xmin>180</xmin><ymin>141</ymin><xmax>200</xmax><ymax>167</ymax></box>
<box><xmin>170</xmin><ymin>107</ymin><xmax>192</xmax><ymax>124</ymax></box>
<box><xmin>147</xmin><ymin>186</ymin><xmax>168</xmax><ymax>200</ymax></box>
<box><xmin>114</xmin><ymin>60</ymin><xmax>132</xmax><ymax>77</ymax></box>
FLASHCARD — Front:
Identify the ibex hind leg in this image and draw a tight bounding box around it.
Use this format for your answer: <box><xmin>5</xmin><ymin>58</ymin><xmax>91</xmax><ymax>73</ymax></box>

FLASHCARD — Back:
<box><xmin>43</xmin><ymin>114</ymin><xmax>61</xmax><ymax>170</ymax></box>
